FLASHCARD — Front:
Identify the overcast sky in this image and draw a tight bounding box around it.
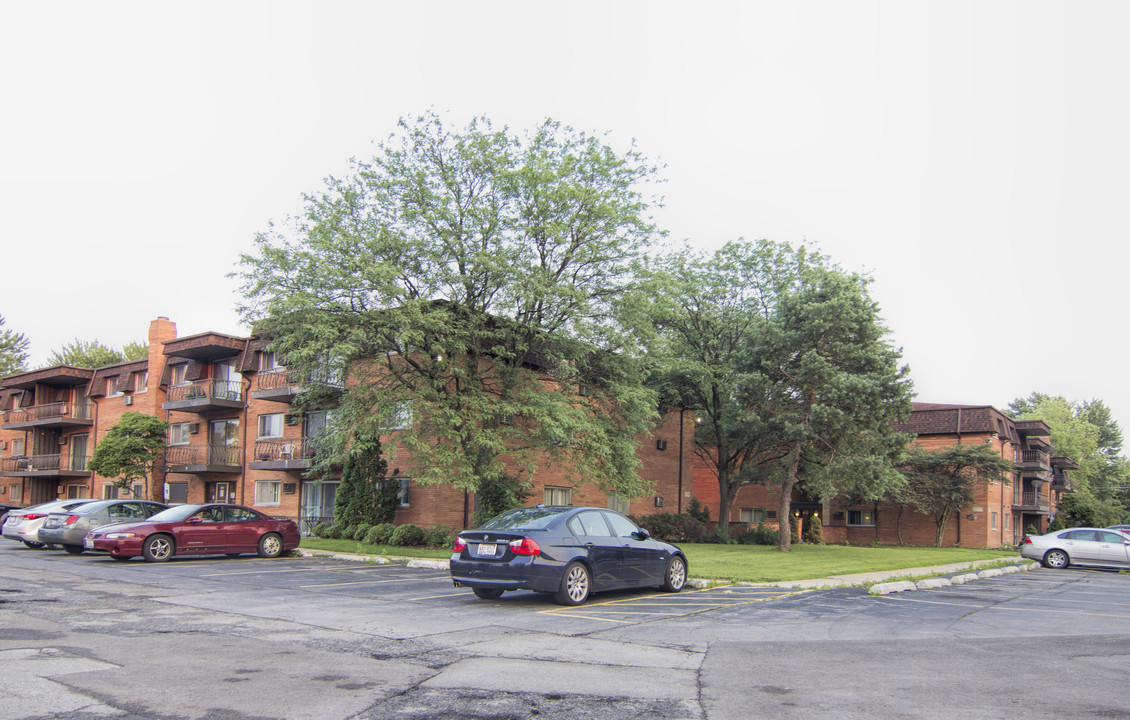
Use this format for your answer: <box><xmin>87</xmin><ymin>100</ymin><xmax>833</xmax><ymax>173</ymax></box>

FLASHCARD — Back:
<box><xmin>3</xmin><ymin>1</ymin><xmax>1128</xmax><ymax>432</ymax></box>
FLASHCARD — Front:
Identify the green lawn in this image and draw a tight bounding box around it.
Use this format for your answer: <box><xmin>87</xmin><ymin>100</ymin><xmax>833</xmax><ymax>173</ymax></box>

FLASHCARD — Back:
<box><xmin>300</xmin><ymin>537</ymin><xmax>1018</xmax><ymax>582</ymax></box>
<box><xmin>680</xmin><ymin>543</ymin><xmax>1018</xmax><ymax>583</ymax></box>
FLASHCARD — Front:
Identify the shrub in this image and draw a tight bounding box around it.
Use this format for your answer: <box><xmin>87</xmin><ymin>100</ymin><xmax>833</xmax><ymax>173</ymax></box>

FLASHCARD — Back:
<box><xmin>352</xmin><ymin>523</ymin><xmax>373</xmax><ymax>542</ymax></box>
<box><xmin>365</xmin><ymin>523</ymin><xmax>395</xmax><ymax>545</ymax></box>
<box><xmin>687</xmin><ymin>497</ymin><xmax>711</xmax><ymax>524</ymax></box>
<box><xmin>631</xmin><ymin>513</ymin><xmax>706</xmax><ymax>543</ymax></box>
<box><xmin>310</xmin><ymin>522</ymin><xmax>330</xmax><ymax>538</ymax></box>
<box><xmin>424</xmin><ymin>525</ymin><xmax>454</xmax><ymax>548</ymax></box>
<box><xmin>390</xmin><ymin>523</ymin><xmax>425</xmax><ymax>546</ymax></box>
<box><xmin>736</xmin><ymin>523</ymin><xmax>780</xmax><ymax>545</ymax></box>
<box><xmin>803</xmin><ymin>514</ymin><xmax>824</xmax><ymax>545</ymax></box>
<box><xmin>327</xmin><ymin>524</ymin><xmax>347</xmax><ymax>540</ymax></box>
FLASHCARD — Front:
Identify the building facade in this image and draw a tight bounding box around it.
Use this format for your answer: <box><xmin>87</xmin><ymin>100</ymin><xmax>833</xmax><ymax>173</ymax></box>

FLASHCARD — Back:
<box><xmin>691</xmin><ymin>403</ymin><xmax>1077</xmax><ymax>548</ymax></box>
<box><xmin>0</xmin><ymin>317</ymin><xmax>694</xmax><ymax>532</ymax></box>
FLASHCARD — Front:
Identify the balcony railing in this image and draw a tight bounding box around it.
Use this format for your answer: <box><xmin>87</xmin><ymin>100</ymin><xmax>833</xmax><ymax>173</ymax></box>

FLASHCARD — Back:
<box><xmin>1018</xmin><ymin>490</ymin><xmax>1051</xmax><ymax>511</ymax></box>
<box><xmin>0</xmin><ymin>453</ymin><xmax>92</xmax><ymax>475</ymax></box>
<box><xmin>1022</xmin><ymin>449</ymin><xmax>1051</xmax><ymax>467</ymax></box>
<box><xmin>164</xmin><ymin>443</ymin><xmax>242</xmax><ymax>469</ymax></box>
<box><xmin>166</xmin><ymin>380</ymin><xmax>243</xmax><ymax>404</ymax></box>
<box><xmin>251</xmin><ymin>437</ymin><xmax>316</xmax><ymax>462</ymax></box>
<box><xmin>256</xmin><ymin>368</ymin><xmax>301</xmax><ymax>391</ymax></box>
<box><xmin>3</xmin><ymin>401</ymin><xmax>94</xmax><ymax>428</ymax></box>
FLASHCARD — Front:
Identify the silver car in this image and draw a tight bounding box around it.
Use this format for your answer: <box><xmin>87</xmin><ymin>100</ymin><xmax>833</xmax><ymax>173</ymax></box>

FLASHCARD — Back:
<box><xmin>37</xmin><ymin>499</ymin><xmax>168</xmax><ymax>554</ymax></box>
<box><xmin>1020</xmin><ymin>527</ymin><xmax>1130</xmax><ymax>570</ymax></box>
<box><xmin>2</xmin><ymin>499</ymin><xmax>98</xmax><ymax>548</ymax></box>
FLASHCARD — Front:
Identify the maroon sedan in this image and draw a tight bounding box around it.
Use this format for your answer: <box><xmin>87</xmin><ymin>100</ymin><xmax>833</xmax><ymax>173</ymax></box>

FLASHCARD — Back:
<box><xmin>85</xmin><ymin>503</ymin><xmax>300</xmax><ymax>562</ymax></box>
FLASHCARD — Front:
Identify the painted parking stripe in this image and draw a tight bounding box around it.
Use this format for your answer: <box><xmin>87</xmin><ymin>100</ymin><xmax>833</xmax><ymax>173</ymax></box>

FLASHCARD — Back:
<box><xmin>299</xmin><ymin>574</ymin><xmax>450</xmax><ymax>588</ymax></box>
<box><xmin>878</xmin><ymin>595</ymin><xmax>1130</xmax><ymax>619</ymax></box>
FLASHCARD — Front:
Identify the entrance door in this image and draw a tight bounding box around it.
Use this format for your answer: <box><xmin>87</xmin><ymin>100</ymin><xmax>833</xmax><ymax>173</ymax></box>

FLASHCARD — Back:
<box><xmin>207</xmin><ymin>482</ymin><xmax>234</xmax><ymax>503</ymax></box>
<box><xmin>69</xmin><ymin>434</ymin><xmax>89</xmax><ymax>472</ymax></box>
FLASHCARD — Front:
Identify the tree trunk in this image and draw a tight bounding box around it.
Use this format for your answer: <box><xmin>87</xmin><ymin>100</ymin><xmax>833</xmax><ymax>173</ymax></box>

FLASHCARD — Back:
<box><xmin>935</xmin><ymin>507</ymin><xmax>951</xmax><ymax>547</ymax></box>
<box><xmin>896</xmin><ymin>504</ymin><xmax>904</xmax><ymax>546</ymax></box>
<box><xmin>776</xmin><ymin>446</ymin><xmax>801</xmax><ymax>552</ymax></box>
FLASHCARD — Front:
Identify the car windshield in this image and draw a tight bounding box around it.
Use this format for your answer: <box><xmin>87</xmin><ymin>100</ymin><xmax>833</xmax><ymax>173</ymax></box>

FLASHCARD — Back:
<box><xmin>477</xmin><ymin>507</ymin><xmax>568</xmax><ymax>531</ymax></box>
<box><xmin>145</xmin><ymin>505</ymin><xmax>202</xmax><ymax>523</ymax></box>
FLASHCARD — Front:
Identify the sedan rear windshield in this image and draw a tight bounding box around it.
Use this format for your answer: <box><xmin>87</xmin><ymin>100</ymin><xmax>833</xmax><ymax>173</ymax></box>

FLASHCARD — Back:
<box><xmin>477</xmin><ymin>507</ymin><xmax>568</xmax><ymax>531</ymax></box>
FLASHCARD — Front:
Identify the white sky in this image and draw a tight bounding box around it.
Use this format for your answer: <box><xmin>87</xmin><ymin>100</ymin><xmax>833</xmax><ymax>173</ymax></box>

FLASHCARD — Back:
<box><xmin>2</xmin><ymin>1</ymin><xmax>1128</xmax><ymax>433</ymax></box>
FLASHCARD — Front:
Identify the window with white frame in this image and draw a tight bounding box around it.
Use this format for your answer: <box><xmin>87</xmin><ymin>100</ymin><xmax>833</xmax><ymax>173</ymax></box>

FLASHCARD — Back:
<box><xmin>382</xmin><ymin>477</ymin><xmax>410</xmax><ymax>507</ymax></box>
<box><xmin>991</xmin><ymin>511</ymin><xmax>998</xmax><ymax>530</ymax></box>
<box><xmin>170</xmin><ymin>364</ymin><xmax>188</xmax><ymax>386</ymax></box>
<box><xmin>169</xmin><ymin>423</ymin><xmax>192</xmax><ymax>445</ymax></box>
<box><xmin>255</xmin><ymin>480</ymin><xmax>281</xmax><ymax>506</ymax></box>
<box><xmin>10</xmin><ymin>438</ymin><xmax>24</xmax><ymax>456</ymax></box>
<box><xmin>131</xmin><ymin>483</ymin><xmax>143</xmax><ymax>498</ymax></box>
<box><xmin>102</xmin><ymin>484</ymin><xmax>120</xmax><ymax>500</ymax></box>
<box><xmin>740</xmin><ymin>508</ymin><xmax>767</xmax><ymax>524</ymax></box>
<box><xmin>257</xmin><ymin>413</ymin><xmax>283</xmax><ymax>439</ymax></box>
<box><xmin>607</xmin><ymin>494</ymin><xmax>630</xmax><ymax>514</ymax></box>
<box><xmin>67</xmin><ymin>484</ymin><xmax>89</xmax><ymax>499</ymax></box>
<box><xmin>133</xmin><ymin>371</ymin><xmax>148</xmax><ymax>393</ymax></box>
<box><xmin>386</xmin><ymin>402</ymin><xmax>412</xmax><ymax>430</ymax></box>
<box><xmin>259</xmin><ymin>351</ymin><xmax>278</xmax><ymax>371</ymax></box>
<box><xmin>106</xmin><ymin>377</ymin><xmax>123</xmax><ymax>397</ymax></box>
<box><xmin>544</xmin><ymin>486</ymin><xmax>573</xmax><ymax>506</ymax></box>
<box><xmin>9</xmin><ymin>484</ymin><xmax>21</xmax><ymax>502</ymax></box>
<box><xmin>847</xmin><ymin>509</ymin><xmax>875</xmax><ymax>526</ymax></box>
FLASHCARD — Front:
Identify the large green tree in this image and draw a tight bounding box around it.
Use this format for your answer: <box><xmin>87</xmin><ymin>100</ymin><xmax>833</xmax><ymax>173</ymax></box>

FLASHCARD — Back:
<box><xmin>334</xmin><ymin>428</ymin><xmax>400</xmax><ymax>527</ymax></box>
<box><xmin>0</xmin><ymin>314</ymin><xmax>29</xmax><ymax>377</ymax></box>
<box><xmin>633</xmin><ymin>239</ymin><xmax>822</xmax><ymax>533</ymax></box>
<box><xmin>1008</xmin><ymin>393</ymin><xmax>1128</xmax><ymax>525</ymax></box>
<box><xmin>47</xmin><ymin>339</ymin><xmax>147</xmax><ymax>368</ymax></box>
<box><xmin>238</xmin><ymin>113</ymin><xmax>662</xmax><ymax>520</ymax></box>
<box><xmin>900</xmin><ymin>444</ymin><xmax>1017</xmax><ymax>547</ymax></box>
<box><xmin>87</xmin><ymin>412</ymin><xmax>170</xmax><ymax>500</ymax></box>
<box><xmin>734</xmin><ymin>266</ymin><xmax>914</xmax><ymax>551</ymax></box>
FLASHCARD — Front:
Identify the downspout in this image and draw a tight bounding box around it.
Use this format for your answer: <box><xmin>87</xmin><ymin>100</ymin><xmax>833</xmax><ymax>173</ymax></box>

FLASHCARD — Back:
<box><xmin>678</xmin><ymin>407</ymin><xmax>686</xmax><ymax>514</ymax></box>
<box><xmin>955</xmin><ymin>407</ymin><xmax>961</xmax><ymax>546</ymax></box>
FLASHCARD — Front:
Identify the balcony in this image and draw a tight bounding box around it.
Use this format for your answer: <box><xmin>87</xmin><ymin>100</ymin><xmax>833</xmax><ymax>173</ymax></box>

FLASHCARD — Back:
<box><xmin>164</xmin><ymin>444</ymin><xmax>242</xmax><ymax>474</ymax></box>
<box><xmin>1013</xmin><ymin>490</ymin><xmax>1052</xmax><ymax>514</ymax></box>
<box><xmin>0</xmin><ymin>453</ymin><xmax>92</xmax><ymax>478</ymax></box>
<box><xmin>248</xmin><ymin>437</ymin><xmax>316</xmax><ymax>470</ymax></box>
<box><xmin>2</xmin><ymin>401</ymin><xmax>94</xmax><ymax>430</ymax></box>
<box><xmin>162</xmin><ymin>380</ymin><xmax>244</xmax><ymax>412</ymax></box>
<box><xmin>1020</xmin><ymin>449</ymin><xmax>1051</xmax><ymax>481</ymax></box>
<box><xmin>250</xmin><ymin>368</ymin><xmax>301</xmax><ymax>403</ymax></box>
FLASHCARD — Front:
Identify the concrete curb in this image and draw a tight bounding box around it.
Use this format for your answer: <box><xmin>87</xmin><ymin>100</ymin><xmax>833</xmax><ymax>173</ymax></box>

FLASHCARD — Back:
<box><xmin>868</xmin><ymin>561</ymin><xmax>1036</xmax><ymax>595</ymax></box>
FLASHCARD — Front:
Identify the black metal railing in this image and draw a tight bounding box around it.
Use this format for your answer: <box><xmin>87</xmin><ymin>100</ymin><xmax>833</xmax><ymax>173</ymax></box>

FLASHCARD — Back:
<box><xmin>164</xmin><ymin>444</ymin><xmax>242</xmax><ymax>466</ymax></box>
<box><xmin>251</xmin><ymin>437</ymin><xmax>316</xmax><ymax>462</ymax></box>
<box><xmin>166</xmin><ymin>380</ymin><xmax>242</xmax><ymax>403</ymax></box>
<box><xmin>4</xmin><ymin>401</ymin><xmax>93</xmax><ymax>423</ymax></box>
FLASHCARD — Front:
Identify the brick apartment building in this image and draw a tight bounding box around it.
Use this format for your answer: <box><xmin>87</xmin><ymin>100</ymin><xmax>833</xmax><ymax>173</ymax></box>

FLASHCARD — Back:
<box><xmin>0</xmin><ymin>317</ymin><xmax>695</xmax><ymax>532</ymax></box>
<box><xmin>692</xmin><ymin>402</ymin><xmax>1077</xmax><ymax>548</ymax></box>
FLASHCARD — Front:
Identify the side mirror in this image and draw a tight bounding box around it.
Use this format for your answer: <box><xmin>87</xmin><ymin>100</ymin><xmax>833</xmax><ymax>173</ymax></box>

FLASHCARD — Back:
<box><xmin>187</xmin><ymin>516</ymin><xmax>203</xmax><ymax>524</ymax></box>
<box><xmin>635</xmin><ymin>528</ymin><xmax>651</xmax><ymax>540</ymax></box>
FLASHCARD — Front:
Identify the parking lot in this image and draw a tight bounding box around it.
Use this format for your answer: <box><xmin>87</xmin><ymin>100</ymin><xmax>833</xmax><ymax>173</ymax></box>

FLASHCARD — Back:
<box><xmin>3</xmin><ymin>543</ymin><xmax>1130</xmax><ymax>719</ymax></box>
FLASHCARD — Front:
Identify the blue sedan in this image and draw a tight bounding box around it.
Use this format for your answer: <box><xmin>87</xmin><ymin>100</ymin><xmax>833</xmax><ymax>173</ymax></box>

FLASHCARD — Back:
<box><xmin>450</xmin><ymin>505</ymin><xmax>688</xmax><ymax>605</ymax></box>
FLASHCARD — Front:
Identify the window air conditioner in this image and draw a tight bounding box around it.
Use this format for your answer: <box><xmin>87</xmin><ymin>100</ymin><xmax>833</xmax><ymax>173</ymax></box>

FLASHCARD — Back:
<box><xmin>123</xmin><ymin>395</ymin><xmax>133</xmax><ymax>406</ymax></box>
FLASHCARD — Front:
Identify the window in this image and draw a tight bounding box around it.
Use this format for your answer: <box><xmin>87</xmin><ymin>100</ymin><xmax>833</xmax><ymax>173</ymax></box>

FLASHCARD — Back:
<box><xmin>607</xmin><ymin>494</ymin><xmax>630</xmax><ymax>514</ymax></box>
<box><xmin>385</xmin><ymin>477</ymin><xmax>410</xmax><ymax>507</ymax></box>
<box><xmin>258</xmin><ymin>413</ymin><xmax>283</xmax><ymax>439</ymax></box>
<box><xmin>66</xmin><ymin>485</ymin><xmax>89</xmax><ymax>499</ymax></box>
<box><xmin>255</xmin><ymin>481</ymin><xmax>281</xmax><ymax>506</ymax></box>
<box><xmin>386</xmin><ymin>402</ymin><xmax>412</xmax><ymax>430</ymax></box>
<box><xmin>131</xmin><ymin>483</ymin><xmax>143</xmax><ymax>498</ymax></box>
<box><xmin>259</xmin><ymin>351</ymin><xmax>278</xmax><ymax>371</ymax></box>
<box><xmin>740</xmin><ymin>508</ymin><xmax>766</xmax><ymax>524</ymax></box>
<box><xmin>544</xmin><ymin>486</ymin><xmax>573</xmax><ymax>506</ymax></box>
<box><xmin>133</xmin><ymin>371</ymin><xmax>147</xmax><ymax>393</ymax></box>
<box><xmin>170</xmin><ymin>364</ymin><xmax>188</xmax><ymax>386</ymax></box>
<box><xmin>1005</xmin><ymin>513</ymin><xmax>1011</xmax><ymax>532</ymax></box>
<box><xmin>106</xmin><ymin>377</ymin><xmax>123</xmax><ymax>397</ymax></box>
<box><xmin>102</xmin><ymin>484</ymin><xmax>120</xmax><ymax>500</ymax></box>
<box><xmin>10</xmin><ymin>438</ymin><xmax>24</xmax><ymax>456</ymax></box>
<box><xmin>305</xmin><ymin>410</ymin><xmax>328</xmax><ymax>438</ymax></box>
<box><xmin>991</xmin><ymin>512</ymin><xmax>998</xmax><ymax>530</ymax></box>
<box><xmin>847</xmin><ymin>510</ymin><xmax>875</xmax><ymax>527</ymax></box>
<box><xmin>166</xmin><ymin>482</ymin><xmax>188</xmax><ymax>504</ymax></box>
<box><xmin>9</xmin><ymin>484</ymin><xmax>21</xmax><ymax>502</ymax></box>
<box><xmin>169</xmin><ymin>423</ymin><xmax>192</xmax><ymax>445</ymax></box>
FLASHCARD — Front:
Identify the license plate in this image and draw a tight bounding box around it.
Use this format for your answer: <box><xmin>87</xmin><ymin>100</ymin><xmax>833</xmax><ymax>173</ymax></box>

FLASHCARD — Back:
<box><xmin>476</xmin><ymin>543</ymin><xmax>497</xmax><ymax>557</ymax></box>
<box><xmin>84</xmin><ymin>538</ymin><xmax>93</xmax><ymax>549</ymax></box>
<box><xmin>44</xmin><ymin>519</ymin><xmax>59</xmax><ymax>528</ymax></box>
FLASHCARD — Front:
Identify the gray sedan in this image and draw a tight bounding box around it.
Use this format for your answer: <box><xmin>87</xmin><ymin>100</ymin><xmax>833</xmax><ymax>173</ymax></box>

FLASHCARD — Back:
<box><xmin>37</xmin><ymin>499</ymin><xmax>167</xmax><ymax>554</ymax></box>
<box><xmin>1020</xmin><ymin>527</ymin><xmax>1130</xmax><ymax>570</ymax></box>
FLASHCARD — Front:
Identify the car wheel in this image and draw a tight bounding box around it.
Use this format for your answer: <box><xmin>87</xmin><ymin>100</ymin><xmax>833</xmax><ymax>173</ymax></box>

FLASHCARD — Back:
<box><xmin>257</xmin><ymin>533</ymin><xmax>283</xmax><ymax>558</ymax></box>
<box><xmin>22</xmin><ymin>540</ymin><xmax>45</xmax><ymax>549</ymax></box>
<box><xmin>142</xmin><ymin>534</ymin><xmax>174</xmax><ymax>562</ymax></box>
<box><xmin>661</xmin><ymin>555</ymin><xmax>687</xmax><ymax>592</ymax></box>
<box><xmin>63</xmin><ymin>545</ymin><xmax>84</xmax><ymax>555</ymax></box>
<box><xmin>1043</xmin><ymin>549</ymin><xmax>1070</xmax><ymax>569</ymax></box>
<box><xmin>555</xmin><ymin>562</ymin><xmax>592</xmax><ymax>606</ymax></box>
<box><xmin>473</xmin><ymin>588</ymin><xmax>505</xmax><ymax>600</ymax></box>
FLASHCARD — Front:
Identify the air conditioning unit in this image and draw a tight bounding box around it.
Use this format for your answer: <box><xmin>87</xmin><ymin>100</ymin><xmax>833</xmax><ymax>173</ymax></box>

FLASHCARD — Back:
<box><xmin>59</xmin><ymin>436</ymin><xmax>67</xmax><ymax>446</ymax></box>
<box><xmin>188</xmin><ymin>423</ymin><xmax>200</xmax><ymax>434</ymax></box>
<box><xmin>285</xmin><ymin>413</ymin><xmax>302</xmax><ymax>425</ymax></box>
<box><xmin>123</xmin><ymin>395</ymin><xmax>133</xmax><ymax>406</ymax></box>
<box><xmin>656</xmin><ymin>439</ymin><xmax>668</xmax><ymax>451</ymax></box>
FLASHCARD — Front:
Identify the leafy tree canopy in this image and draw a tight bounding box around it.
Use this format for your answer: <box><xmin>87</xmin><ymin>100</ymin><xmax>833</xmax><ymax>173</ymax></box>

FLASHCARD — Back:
<box><xmin>238</xmin><ymin>112</ymin><xmax>664</xmax><ymax>510</ymax></box>
<box><xmin>0</xmin><ymin>314</ymin><xmax>29</xmax><ymax>377</ymax></box>
<box><xmin>87</xmin><ymin>412</ymin><xmax>170</xmax><ymax>500</ymax></box>
<box><xmin>46</xmin><ymin>339</ymin><xmax>148</xmax><ymax>368</ymax></box>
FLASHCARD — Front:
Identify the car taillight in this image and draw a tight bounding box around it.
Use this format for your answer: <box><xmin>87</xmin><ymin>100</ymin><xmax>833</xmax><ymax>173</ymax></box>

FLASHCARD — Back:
<box><xmin>509</xmin><ymin>538</ymin><xmax>540</xmax><ymax>556</ymax></box>
<box><xmin>64</xmin><ymin>515</ymin><xmax>80</xmax><ymax>525</ymax></box>
<box><xmin>22</xmin><ymin>513</ymin><xmax>46</xmax><ymax>520</ymax></box>
<box><xmin>1022</xmin><ymin>536</ymin><xmax>1032</xmax><ymax>544</ymax></box>
<box><xmin>453</xmin><ymin>537</ymin><xmax>467</xmax><ymax>552</ymax></box>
